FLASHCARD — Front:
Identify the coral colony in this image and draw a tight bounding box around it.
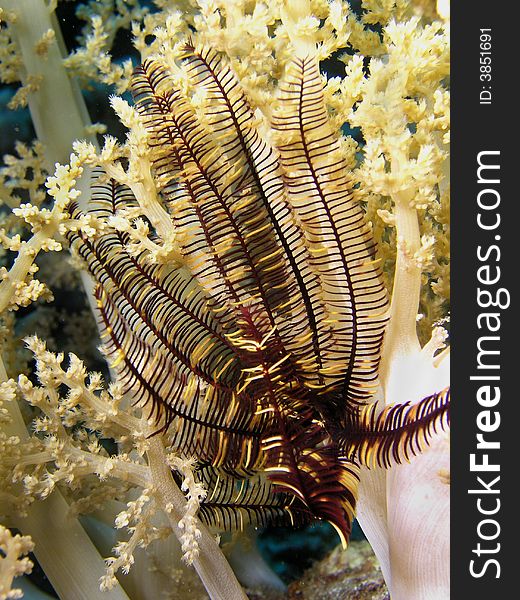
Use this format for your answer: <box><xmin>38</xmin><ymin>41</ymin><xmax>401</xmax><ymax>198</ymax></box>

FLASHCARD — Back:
<box><xmin>0</xmin><ymin>1</ymin><xmax>450</xmax><ymax>599</ymax></box>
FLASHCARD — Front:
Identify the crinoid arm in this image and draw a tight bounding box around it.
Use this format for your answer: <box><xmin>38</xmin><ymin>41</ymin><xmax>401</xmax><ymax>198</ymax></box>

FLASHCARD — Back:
<box><xmin>337</xmin><ymin>388</ymin><xmax>450</xmax><ymax>469</ymax></box>
<box><xmin>66</xmin><ymin>174</ymin><xmax>266</xmax><ymax>475</ymax></box>
<box><xmin>272</xmin><ymin>54</ymin><xmax>389</xmax><ymax>411</ymax></box>
<box><xmin>190</xmin><ymin>467</ymin><xmax>310</xmax><ymax>532</ymax></box>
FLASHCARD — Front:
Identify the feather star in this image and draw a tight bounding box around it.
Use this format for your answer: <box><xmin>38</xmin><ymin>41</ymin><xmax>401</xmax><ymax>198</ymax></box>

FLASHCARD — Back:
<box><xmin>66</xmin><ymin>42</ymin><xmax>450</xmax><ymax>547</ymax></box>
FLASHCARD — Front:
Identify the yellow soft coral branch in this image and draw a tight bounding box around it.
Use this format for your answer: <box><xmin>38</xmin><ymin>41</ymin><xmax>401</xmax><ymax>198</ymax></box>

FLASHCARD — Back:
<box><xmin>0</xmin><ymin>354</ymin><xmax>131</xmax><ymax>600</ymax></box>
<box><xmin>0</xmin><ymin>525</ymin><xmax>34</xmax><ymax>600</ymax></box>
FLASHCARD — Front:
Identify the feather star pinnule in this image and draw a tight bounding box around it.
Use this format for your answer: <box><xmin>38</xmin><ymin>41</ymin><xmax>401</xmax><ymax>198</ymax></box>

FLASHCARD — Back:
<box><xmin>66</xmin><ymin>42</ymin><xmax>450</xmax><ymax>547</ymax></box>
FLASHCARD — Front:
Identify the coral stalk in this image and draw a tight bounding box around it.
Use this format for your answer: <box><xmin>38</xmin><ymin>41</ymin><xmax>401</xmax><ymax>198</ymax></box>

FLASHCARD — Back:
<box><xmin>146</xmin><ymin>437</ymin><xmax>247</xmax><ymax>600</ymax></box>
<box><xmin>381</xmin><ymin>189</ymin><xmax>422</xmax><ymax>376</ymax></box>
<box><xmin>2</xmin><ymin>0</ymin><xmax>94</xmax><ymax>168</ymax></box>
<box><xmin>12</xmin><ymin>495</ymin><xmax>131</xmax><ymax>600</ymax></box>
